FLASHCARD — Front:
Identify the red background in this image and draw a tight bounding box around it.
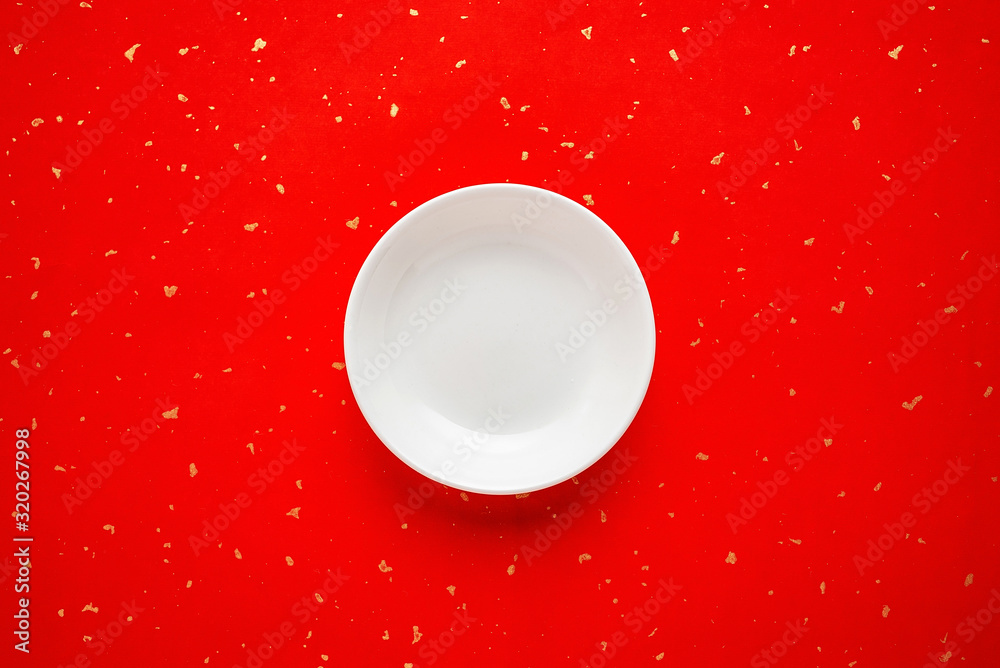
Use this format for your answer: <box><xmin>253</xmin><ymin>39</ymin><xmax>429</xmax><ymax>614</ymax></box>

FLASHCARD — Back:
<box><xmin>2</xmin><ymin>1</ymin><xmax>999</xmax><ymax>667</ymax></box>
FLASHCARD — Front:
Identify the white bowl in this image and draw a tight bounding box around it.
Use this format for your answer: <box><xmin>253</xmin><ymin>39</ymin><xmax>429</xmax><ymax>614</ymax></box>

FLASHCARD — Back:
<box><xmin>344</xmin><ymin>184</ymin><xmax>655</xmax><ymax>494</ymax></box>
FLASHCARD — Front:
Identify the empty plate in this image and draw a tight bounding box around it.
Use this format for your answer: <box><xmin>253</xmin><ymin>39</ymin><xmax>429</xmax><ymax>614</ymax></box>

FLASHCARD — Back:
<box><xmin>344</xmin><ymin>183</ymin><xmax>655</xmax><ymax>494</ymax></box>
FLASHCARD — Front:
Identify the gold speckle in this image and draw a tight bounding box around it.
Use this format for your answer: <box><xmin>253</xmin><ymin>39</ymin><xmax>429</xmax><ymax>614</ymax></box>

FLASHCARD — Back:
<box><xmin>30</xmin><ymin>291</ymin><xmax>38</xmax><ymax>300</ymax></box>
<box><xmin>382</xmin><ymin>630</ymin><xmax>389</xmax><ymax>640</ymax></box>
<box><xmin>58</xmin><ymin>609</ymin><xmax>64</xmax><ymax>617</ymax></box>
<box><xmin>82</xmin><ymin>603</ymin><xmax>99</xmax><ymax>613</ymax></box>
<box><xmin>460</xmin><ymin>492</ymin><xmax>469</xmax><ymax>502</ymax></box>
<box><xmin>332</xmin><ymin>362</ymin><xmax>345</xmax><ymax>370</ymax></box>
<box><xmin>965</xmin><ymin>573</ymin><xmax>974</xmax><ymax>587</ymax></box>
<box><xmin>581</xmin><ymin>26</ymin><xmax>593</xmax><ymax>40</ymax></box>
<box><xmin>285</xmin><ymin>556</ymin><xmax>294</xmax><ymax>566</ymax></box>
<box><xmin>507</xmin><ymin>564</ymin><xmax>515</xmax><ymax>575</ymax></box>
<box><xmin>244</xmin><ymin>223</ymin><xmax>258</xmax><ymax>232</ymax></box>
<box><xmin>412</xmin><ymin>626</ymin><xmax>422</xmax><ymax>644</ymax></box>
<box><xmin>902</xmin><ymin>395</ymin><xmax>923</xmax><ymax>410</ymax></box>
<box><xmin>186</xmin><ymin>580</ymin><xmax>192</xmax><ymax>588</ymax></box>
<box><xmin>234</xmin><ymin>548</ymin><xmax>242</xmax><ymax>559</ymax></box>
<box><xmin>600</xmin><ymin>510</ymin><xmax>607</xmax><ymax>522</ymax></box>
<box><xmin>515</xmin><ymin>493</ymin><xmax>529</xmax><ymax>499</ymax></box>
<box><xmin>521</xmin><ymin>150</ymin><xmax>529</xmax><ymax>161</ymax></box>
<box><xmin>189</xmin><ymin>463</ymin><xmax>198</xmax><ymax>477</ymax></box>
<box><xmin>30</xmin><ymin>257</ymin><xmax>40</xmax><ymax>269</ymax></box>
<box><xmin>788</xmin><ymin>45</ymin><xmax>797</xmax><ymax>56</ymax></box>
<box><xmin>346</xmin><ymin>217</ymin><xmax>359</xmax><ymax>230</ymax></box>
<box><xmin>390</xmin><ymin>103</ymin><xmax>399</xmax><ymax>117</ymax></box>
<box><xmin>409</xmin><ymin>8</ymin><xmax>418</xmax><ymax>15</ymax></box>
<box><xmin>852</xmin><ymin>116</ymin><xmax>861</xmax><ymax>131</ymax></box>
<box><xmin>804</xmin><ymin>238</ymin><xmax>815</xmax><ymax>246</ymax></box>
<box><xmin>251</xmin><ymin>38</ymin><xmax>267</xmax><ymax>52</ymax></box>
<box><xmin>820</xmin><ymin>581</ymin><xmax>826</xmax><ymax>594</ymax></box>
<box><xmin>162</xmin><ymin>406</ymin><xmax>179</xmax><ymax>419</ymax></box>
<box><xmin>889</xmin><ymin>45</ymin><xmax>904</xmax><ymax>59</ymax></box>
<box><xmin>378</xmin><ymin>559</ymin><xmax>393</xmax><ymax>573</ymax></box>
<box><xmin>447</xmin><ymin>585</ymin><xmax>456</xmax><ymax>596</ymax></box>
<box><xmin>247</xmin><ymin>443</ymin><xmax>254</xmax><ymax>454</ymax></box>
<box><xmin>985</xmin><ymin>386</ymin><xmax>993</xmax><ymax>398</ymax></box>
<box><xmin>882</xmin><ymin>604</ymin><xmax>890</xmax><ymax>618</ymax></box>
<box><xmin>579</xmin><ymin>553</ymin><xmax>592</xmax><ymax>563</ymax></box>
<box><xmin>874</xmin><ymin>482</ymin><xmax>882</xmax><ymax>492</ymax></box>
<box><xmin>455</xmin><ymin>59</ymin><xmax>466</xmax><ymax>68</ymax></box>
<box><xmin>177</xmin><ymin>93</ymin><xmax>189</xmax><ymax>102</ymax></box>
<box><xmin>725</xmin><ymin>551</ymin><xmax>737</xmax><ymax>565</ymax></box>
<box><xmin>500</xmin><ymin>96</ymin><xmax>510</xmax><ymax>109</ymax></box>
<box><xmin>124</xmin><ymin>43</ymin><xmax>141</xmax><ymax>62</ymax></box>
<box><xmin>789</xmin><ymin>388</ymin><xmax>796</xmax><ymax>396</ymax></box>
<box><xmin>105</xmin><ymin>249</ymin><xmax>118</xmax><ymax>257</ymax></box>
<box><xmin>582</xmin><ymin>194</ymin><xmax>594</xmax><ymax>206</ymax></box>
<box><xmin>695</xmin><ymin>452</ymin><xmax>709</xmax><ymax>461</ymax></box>
<box><xmin>944</xmin><ymin>305</ymin><xmax>958</xmax><ymax>314</ymax></box>
<box><xmin>286</xmin><ymin>507</ymin><xmax>300</xmax><ymax>519</ymax></box>
<box><xmin>275</xmin><ymin>184</ymin><xmax>285</xmax><ymax>194</ymax></box>
<box><xmin>102</xmin><ymin>524</ymin><xmax>114</xmax><ymax>534</ymax></box>
<box><xmin>164</xmin><ymin>285</ymin><xmax>178</xmax><ymax>298</ymax></box>
<box><xmin>831</xmin><ymin>301</ymin><xmax>845</xmax><ymax>314</ymax></box>
<box><xmin>710</xmin><ymin>152</ymin><xmax>724</xmax><ymax>165</ymax></box>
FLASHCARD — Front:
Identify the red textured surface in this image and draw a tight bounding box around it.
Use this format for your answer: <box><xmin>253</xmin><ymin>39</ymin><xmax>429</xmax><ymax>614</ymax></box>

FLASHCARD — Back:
<box><xmin>3</xmin><ymin>1</ymin><xmax>1000</xmax><ymax>667</ymax></box>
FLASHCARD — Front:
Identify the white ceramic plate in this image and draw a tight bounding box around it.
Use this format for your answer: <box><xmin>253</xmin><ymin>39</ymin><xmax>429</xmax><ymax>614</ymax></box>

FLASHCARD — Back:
<box><xmin>344</xmin><ymin>184</ymin><xmax>655</xmax><ymax>494</ymax></box>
